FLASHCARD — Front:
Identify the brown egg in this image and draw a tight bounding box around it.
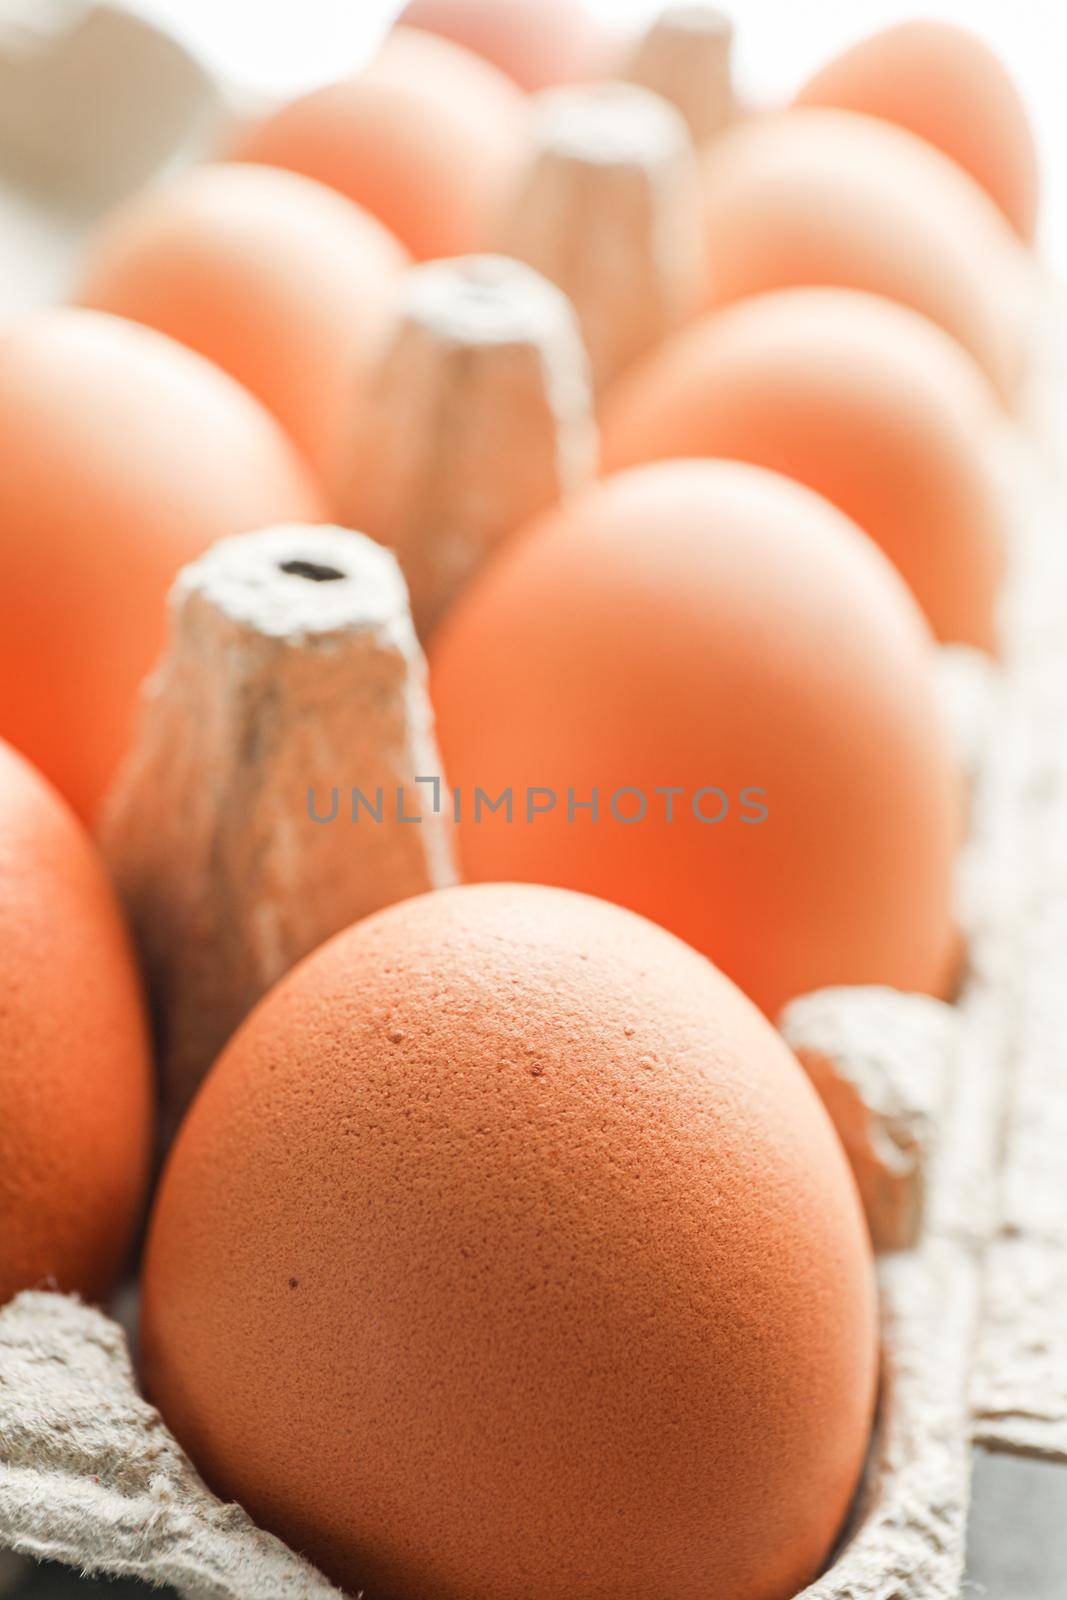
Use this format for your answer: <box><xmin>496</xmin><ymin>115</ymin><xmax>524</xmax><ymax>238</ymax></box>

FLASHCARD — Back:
<box><xmin>0</xmin><ymin>309</ymin><xmax>325</xmax><ymax>821</ymax></box>
<box><xmin>699</xmin><ymin>108</ymin><xmax>1029</xmax><ymax>404</ymax></box>
<box><xmin>142</xmin><ymin>882</ymin><xmax>877</xmax><ymax>1600</ymax></box>
<box><xmin>77</xmin><ymin>163</ymin><xmax>408</xmax><ymax>501</ymax></box>
<box><xmin>601</xmin><ymin>287</ymin><xmax>1006</xmax><ymax>649</ymax></box>
<box><xmin>399</xmin><ymin>0</ymin><xmax>604</xmax><ymax>90</ymax></box>
<box><xmin>229</xmin><ymin>28</ymin><xmax>527</xmax><ymax>261</ymax></box>
<box><xmin>0</xmin><ymin>739</ymin><xmax>151</xmax><ymax>1305</ymax></box>
<box><xmin>795</xmin><ymin>20</ymin><xmax>1040</xmax><ymax>241</ymax></box>
<box><xmin>431</xmin><ymin>461</ymin><xmax>961</xmax><ymax>1018</ymax></box>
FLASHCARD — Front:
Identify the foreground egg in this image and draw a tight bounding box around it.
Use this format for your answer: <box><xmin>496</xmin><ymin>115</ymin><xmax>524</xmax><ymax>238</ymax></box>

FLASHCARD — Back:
<box><xmin>700</xmin><ymin>108</ymin><xmax>1028</xmax><ymax>404</ymax></box>
<box><xmin>602</xmin><ymin>287</ymin><xmax>1006</xmax><ymax>649</ymax></box>
<box><xmin>142</xmin><ymin>882</ymin><xmax>877</xmax><ymax>1600</ymax></box>
<box><xmin>399</xmin><ymin>0</ymin><xmax>603</xmax><ymax>90</ymax></box>
<box><xmin>230</xmin><ymin>28</ymin><xmax>526</xmax><ymax>261</ymax></box>
<box><xmin>0</xmin><ymin>739</ymin><xmax>151</xmax><ymax>1305</ymax></box>
<box><xmin>795</xmin><ymin>20</ymin><xmax>1039</xmax><ymax>241</ymax></box>
<box><xmin>0</xmin><ymin>309</ymin><xmax>324</xmax><ymax>820</ymax></box>
<box><xmin>77</xmin><ymin>163</ymin><xmax>408</xmax><ymax>500</ymax></box>
<box><xmin>431</xmin><ymin>462</ymin><xmax>961</xmax><ymax>1017</ymax></box>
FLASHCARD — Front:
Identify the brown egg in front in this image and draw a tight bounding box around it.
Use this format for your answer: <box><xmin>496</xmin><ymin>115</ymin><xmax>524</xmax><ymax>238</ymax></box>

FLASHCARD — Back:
<box><xmin>795</xmin><ymin>19</ymin><xmax>1040</xmax><ymax>241</ymax></box>
<box><xmin>0</xmin><ymin>308</ymin><xmax>325</xmax><ymax>821</ymax></box>
<box><xmin>601</xmin><ymin>287</ymin><xmax>1007</xmax><ymax>649</ymax></box>
<box><xmin>142</xmin><ymin>882</ymin><xmax>878</xmax><ymax>1600</ymax></box>
<box><xmin>0</xmin><ymin>739</ymin><xmax>152</xmax><ymax>1306</ymax></box>
<box><xmin>229</xmin><ymin>28</ymin><xmax>527</xmax><ymax>261</ymax></box>
<box><xmin>77</xmin><ymin>163</ymin><xmax>409</xmax><ymax>502</ymax></box>
<box><xmin>431</xmin><ymin>461</ymin><xmax>962</xmax><ymax>1018</ymax></box>
<box><xmin>699</xmin><ymin>107</ymin><xmax>1029</xmax><ymax>404</ymax></box>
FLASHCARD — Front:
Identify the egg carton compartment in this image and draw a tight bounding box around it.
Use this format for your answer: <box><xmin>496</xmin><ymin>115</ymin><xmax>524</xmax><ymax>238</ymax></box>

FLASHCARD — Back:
<box><xmin>1</xmin><ymin>7</ymin><xmax>1065</xmax><ymax>1599</ymax></box>
<box><xmin>0</xmin><ymin>0</ymin><xmax>227</xmax><ymax>316</ymax></box>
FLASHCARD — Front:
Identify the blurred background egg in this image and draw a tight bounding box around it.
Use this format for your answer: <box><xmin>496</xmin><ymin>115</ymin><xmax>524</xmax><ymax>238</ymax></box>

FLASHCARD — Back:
<box><xmin>397</xmin><ymin>0</ymin><xmax>604</xmax><ymax>90</ymax></box>
<box><xmin>601</xmin><ymin>287</ymin><xmax>1006</xmax><ymax>650</ymax></box>
<box><xmin>143</xmin><ymin>882</ymin><xmax>877</xmax><ymax>1600</ymax></box>
<box><xmin>76</xmin><ymin>163</ymin><xmax>409</xmax><ymax>504</ymax></box>
<box><xmin>795</xmin><ymin>19</ymin><xmax>1040</xmax><ymax>242</ymax></box>
<box><xmin>0</xmin><ymin>308</ymin><xmax>325</xmax><ymax>821</ymax></box>
<box><xmin>0</xmin><ymin>738</ymin><xmax>151</xmax><ymax>1306</ymax></box>
<box><xmin>431</xmin><ymin>461</ymin><xmax>961</xmax><ymax>1018</ymax></box>
<box><xmin>699</xmin><ymin>107</ymin><xmax>1029</xmax><ymax>404</ymax></box>
<box><xmin>229</xmin><ymin>27</ymin><xmax>527</xmax><ymax>260</ymax></box>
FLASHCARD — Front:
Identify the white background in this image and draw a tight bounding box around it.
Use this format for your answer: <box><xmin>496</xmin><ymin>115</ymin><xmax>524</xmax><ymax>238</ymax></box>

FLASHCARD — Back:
<box><xmin>127</xmin><ymin>0</ymin><xmax>1065</xmax><ymax>258</ymax></box>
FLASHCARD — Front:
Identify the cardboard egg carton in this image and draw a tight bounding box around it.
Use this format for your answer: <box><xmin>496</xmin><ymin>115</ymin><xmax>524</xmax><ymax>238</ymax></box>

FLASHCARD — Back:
<box><xmin>2</xmin><ymin>4</ymin><xmax>1066</xmax><ymax>1597</ymax></box>
<box><xmin>2</xmin><ymin>311</ymin><xmax>1064</xmax><ymax>1600</ymax></box>
<box><xmin>0</xmin><ymin>0</ymin><xmax>224</xmax><ymax>316</ymax></box>
<box><xmin>2</xmin><ymin>453</ymin><xmax>1059</xmax><ymax>1600</ymax></box>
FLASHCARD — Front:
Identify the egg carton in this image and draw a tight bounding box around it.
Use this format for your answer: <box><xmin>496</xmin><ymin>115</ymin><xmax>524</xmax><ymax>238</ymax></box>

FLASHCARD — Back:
<box><xmin>0</xmin><ymin>0</ymin><xmax>224</xmax><ymax>315</ymax></box>
<box><xmin>2</xmin><ymin>9</ymin><xmax>1066</xmax><ymax>1600</ymax></box>
<box><xmin>1</xmin><ymin>299</ymin><xmax>1064</xmax><ymax>1600</ymax></box>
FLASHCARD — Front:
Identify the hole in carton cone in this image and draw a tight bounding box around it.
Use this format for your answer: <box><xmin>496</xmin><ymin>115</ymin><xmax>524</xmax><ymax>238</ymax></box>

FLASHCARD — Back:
<box><xmin>278</xmin><ymin>558</ymin><xmax>345</xmax><ymax>583</ymax></box>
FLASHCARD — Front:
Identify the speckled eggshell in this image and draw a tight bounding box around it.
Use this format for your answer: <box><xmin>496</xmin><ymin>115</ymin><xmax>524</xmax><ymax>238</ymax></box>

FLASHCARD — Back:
<box><xmin>699</xmin><ymin>107</ymin><xmax>1029</xmax><ymax>405</ymax></box>
<box><xmin>0</xmin><ymin>308</ymin><xmax>325</xmax><ymax>821</ymax></box>
<box><xmin>0</xmin><ymin>739</ymin><xmax>152</xmax><ymax>1305</ymax></box>
<box><xmin>795</xmin><ymin>20</ymin><xmax>1040</xmax><ymax>241</ymax></box>
<box><xmin>229</xmin><ymin>28</ymin><xmax>527</xmax><ymax>261</ymax></box>
<box><xmin>77</xmin><ymin>163</ymin><xmax>409</xmax><ymax>502</ymax></box>
<box><xmin>601</xmin><ymin>287</ymin><xmax>1007</xmax><ymax>650</ymax></box>
<box><xmin>142</xmin><ymin>882</ymin><xmax>877</xmax><ymax>1600</ymax></box>
<box><xmin>398</xmin><ymin>0</ymin><xmax>605</xmax><ymax>90</ymax></box>
<box><xmin>431</xmin><ymin>461</ymin><xmax>962</xmax><ymax>1018</ymax></box>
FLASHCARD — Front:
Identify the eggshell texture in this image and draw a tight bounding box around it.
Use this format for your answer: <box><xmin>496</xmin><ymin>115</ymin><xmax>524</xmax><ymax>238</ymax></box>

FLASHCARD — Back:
<box><xmin>431</xmin><ymin>462</ymin><xmax>961</xmax><ymax>1017</ymax></box>
<box><xmin>229</xmin><ymin>28</ymin><xmax>526</xmax><ymax>261</ymax></box>
<box><xmin>699</xmin><ymin>108</ymin><xmax>1029</xmax><ymax>404</ymax></box>
<box><xmin>142</xmin><ymin>882</ymin><xmax>877</xmax><ymax>1600</ymax></box>
<box><xmin>0</xmin><ymin>309</ymin><xmax>325</xmax><ymax>821</ymax></box>
<box><xmin>399</xmin><ymin>0</ymin><xmax>603</xmax><ymax>90</ymax></box>
<box><xmin>0</xmin><ymin>739</ymin><xmax>151</xmax><ymax>1305</ymax></box>
<box><xmin>795</xmin><ymin>20</ymin><xmax>1040</xmax><ymax>241</ymax></box>
<box><xmin>601</xmin><ymin>287</ymin><xmax>1006</xmax><ymax>650</ymax></box>
<box><xmin>77</xmin><ymin>163</ymin><xmax>409</xmax><ymax>500</ymax></box>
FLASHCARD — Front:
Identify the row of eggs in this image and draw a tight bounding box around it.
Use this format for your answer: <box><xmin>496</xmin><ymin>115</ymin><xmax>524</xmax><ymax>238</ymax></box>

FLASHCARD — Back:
<box><xmin>0</xmin><ymin>7</ymin><xmax>1040</xmax><ymax>1599</ymax></box>
<box><xmin>1</xmin><ymin>11</ymin><xmax>1034</xmax><ymax>813</ymax></box>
